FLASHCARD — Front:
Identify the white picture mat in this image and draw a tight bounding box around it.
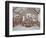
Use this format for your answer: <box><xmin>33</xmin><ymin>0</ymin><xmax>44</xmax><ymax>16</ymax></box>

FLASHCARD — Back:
<box><xmin>9</xmin><ymin>3</ymin><xmax>43</xmax><ymax>35</ymax></box>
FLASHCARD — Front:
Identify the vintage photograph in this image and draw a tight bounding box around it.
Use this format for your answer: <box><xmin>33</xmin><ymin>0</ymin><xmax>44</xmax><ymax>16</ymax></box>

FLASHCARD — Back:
<box><xmin>13</xmin><ymin>7</ymin><xmax>40</xmax><ymax>30</ymax></box>
<box><xmin>5</xmin><ymin>1</ymin><xmax>45</xmax><ymax>37</ymax></box>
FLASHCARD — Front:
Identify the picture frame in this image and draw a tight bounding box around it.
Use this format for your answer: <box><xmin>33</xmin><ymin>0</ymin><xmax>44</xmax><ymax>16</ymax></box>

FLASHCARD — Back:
<box><xmin>5</xmin><ymin>1</ymin><xmax>45</xmax><ymax>37</ymax></box>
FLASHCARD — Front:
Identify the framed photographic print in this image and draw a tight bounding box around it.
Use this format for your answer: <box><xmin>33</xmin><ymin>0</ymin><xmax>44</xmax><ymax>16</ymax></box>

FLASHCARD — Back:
<box><xmin>5</xmin><ymin>1</ymin><xmax>45</xmax><ymax>37</ymax></box>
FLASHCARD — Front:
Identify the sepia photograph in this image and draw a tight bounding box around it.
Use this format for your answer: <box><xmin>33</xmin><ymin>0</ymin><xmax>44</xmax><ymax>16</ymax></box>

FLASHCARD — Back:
<box><xmin>5</xmin><ymin>1</ymin><xmax>45</xmax><ymax>37</ymax></box>
<box><xmin>13</xmin><ymin>7</ymin><xmax>40</xmax><ymax>30</ymax></box>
